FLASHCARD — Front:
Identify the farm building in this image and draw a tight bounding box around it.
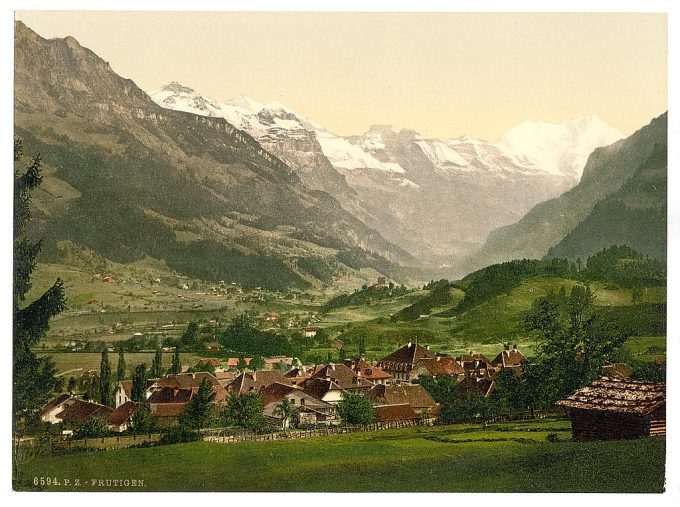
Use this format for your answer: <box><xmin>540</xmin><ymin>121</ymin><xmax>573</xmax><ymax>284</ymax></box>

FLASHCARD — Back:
<box><xmin>557</xmin><ymin>377</ymin><xmax>666</xmax><ymax>441</ymax></box>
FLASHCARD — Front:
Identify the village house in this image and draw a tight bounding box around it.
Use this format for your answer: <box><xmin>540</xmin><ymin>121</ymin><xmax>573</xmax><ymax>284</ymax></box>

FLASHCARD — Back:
<box><xmin>226</xmin><ymin>370</ymin><xmax>291</xmax><ymax>395</ymax></box>
<box><xmin>113</xmin><ymin>380</ymin><xmax>133</xmax><ymax>408</ymax></box>
<box><xmin>342</xmin><ymin>357</ymin><xmax>392</xmax><ymax>385</ymax></box>
<box><xmin>40</xmin><ymin>394</ymin><xmax>77</xmax><ymax>424</ymax></box>
<box><xmin>202</xmin><ymin>342</ymin><xmax>222</xmax><ymax>351</ymax></box>
<box><xmin>259</xmin><ymin>382</ymin><xmax>338</xmax><ymax>428</ymax></box>
<box><xmin>107</xmin><ymin>401</ymin><xmax>139</xmax><ymax>432</ymax></box>
<box><xmin>365</xmin><ymin>384</ymin><xmax>438</xmax><ymax>417</ymax></box>
<box><xmin>455</xmin><ymin>376</ymin><xmax>495</xmax><ymax>398</ymax></box>
<box><xmin>263</xmin><ymin>312</ymin><xmax>279</xmax><ymax>323</ymax></box>
<box><xmin>456</xmin><ymin>352</ymin><xmax>496</xmax><ymax>379</ymax></box>
<box><xmin>225</xmin><ymin>357</ymin><xmax>252</xmax><ymax>370</ymax></box>
<box><xmin>377</xmin><ymin>342</ymin><xmax>435</xmax><ymax>383</ymax></box>
<box><xmin>300</xmin><ymin>363</ymin><xmax>374</xmax><ymax>404</ymax></box>
<box><xmin>374</xmin><ymin>404</ymin><xmax>418</xmax><ymax>423</ymax></box>
<box><xmin>52</xmin><ymin>399</ymin><xmax>113</xmax><ymax>427</ymax></box>
<box><xmin>301</xmin><ymin>326</ymin><xmax>319</xmax><ymax>339</ymax></box>
<box><xmin>147</xmin><ymin>372</ymin><xmax>227</xmax><ymax>403</ymax></box>
<box><xmin>195</xmin><ymin>358</ymin><xmax>225</xmax><ymax>372</ymax></box>
<box><xmin>264</xmin><ymin>356</ymin><xmax>294</xmax><ymax>370</ymax></box>
<box><xmin>410</xmin><ymin>355</ymin><xmax>464</xmax><ymax>382</ymax></box>
<box><xmin>557</xmin><ymin>377</ymin><xmax>666</xmax><ymax>441</ymax></box>
<box><xmin>490</xmin><ymin>345</ymin><xmax>526</xmax><ymax>375</ymax></box>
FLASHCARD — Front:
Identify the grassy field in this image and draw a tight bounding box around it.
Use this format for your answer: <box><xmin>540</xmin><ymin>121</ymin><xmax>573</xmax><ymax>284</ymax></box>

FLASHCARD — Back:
<box><xmin>17</xmin><ymin>419</ymin><xmax>665</xmax><ymax>492</ymax></box>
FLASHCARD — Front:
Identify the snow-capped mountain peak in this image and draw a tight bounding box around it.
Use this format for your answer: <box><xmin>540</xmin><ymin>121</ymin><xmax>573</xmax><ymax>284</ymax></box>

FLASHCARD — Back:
<box><xmin>225</xmin><ymin>94</ymin><xmax>264</xmax><ymax>114</ymax></box>
<box><xmin>499</xmin><ymin>115</ymin><xmax>624</xmax><ymax>179</ymax></box>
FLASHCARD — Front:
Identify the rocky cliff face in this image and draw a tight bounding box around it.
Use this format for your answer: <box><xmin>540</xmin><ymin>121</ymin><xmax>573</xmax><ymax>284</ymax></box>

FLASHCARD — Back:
<box><xmin>14</xmin><ymin>21</ymin><xmax>413</xmax><ymax>290</ymax></box>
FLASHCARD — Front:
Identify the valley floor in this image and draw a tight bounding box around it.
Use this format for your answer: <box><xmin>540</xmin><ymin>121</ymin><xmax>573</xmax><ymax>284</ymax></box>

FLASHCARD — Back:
<box><xmin>17</xmin><ymin>419</ymin><xmax>665</xmax><ymax>492</ymax></box>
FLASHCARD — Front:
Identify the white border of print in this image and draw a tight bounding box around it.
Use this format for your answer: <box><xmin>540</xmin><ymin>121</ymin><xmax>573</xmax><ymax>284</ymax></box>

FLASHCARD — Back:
<box><xmin>1</xmin><ymin>2</ymin><xmax>677</xmax><ymax>507</ymax></box>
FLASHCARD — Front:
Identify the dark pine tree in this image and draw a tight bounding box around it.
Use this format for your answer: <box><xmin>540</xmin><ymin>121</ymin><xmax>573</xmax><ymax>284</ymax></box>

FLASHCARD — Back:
<box><xmin>180</xmin><ymin>378</ymin><xmax>216</xmax><ymax>429</ymax></box>
<box><xmin>170</xmin><ymin>347</ymin><xmax>181</xmax><ymax>375</ymax></box>
<box><xmin>116</xmin><ymin>348</ymin><xmax>126</xmax><ymax>382</ymax></box>
<box><xmin>151</xmin><ymin>347</ymin><xmax>163</xmax><ymax>378</ymax></box>
<box><xmin>13</xmin><ymin>138</ymin><xmax>67</xmax><ymax>478</ymax></box>
<box><xmin>131</xmin><ymin>364</ymin><xmax>148</xmax><ymax>402</ymax></box>
<box><xmin>99</xmin><ymin>348</ymin><xmax>112</xmax><ymax>406</ymax></box>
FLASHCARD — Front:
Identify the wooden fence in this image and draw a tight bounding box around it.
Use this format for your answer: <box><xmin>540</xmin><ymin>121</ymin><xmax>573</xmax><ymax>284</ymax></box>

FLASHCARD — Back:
<box><xmin>53</xmin><ymin>432</ymin><xmax>163</xmax><ymax>450</ymax></box>
<box><xmin>201</xmin><ymin>418</ymin><xmax>438</xmax><ymax>444</ymax></box>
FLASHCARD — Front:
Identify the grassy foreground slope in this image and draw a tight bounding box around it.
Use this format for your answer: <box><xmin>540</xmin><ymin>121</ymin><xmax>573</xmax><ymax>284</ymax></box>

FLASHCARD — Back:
<box><xmin>20</xmin><ymin>420</ymin><xmax>665</xmax><ymax>492</ymax></box>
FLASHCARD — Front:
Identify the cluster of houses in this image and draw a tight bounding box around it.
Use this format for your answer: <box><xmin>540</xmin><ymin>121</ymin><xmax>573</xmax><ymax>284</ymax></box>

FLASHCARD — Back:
<box><xmin>38</xmin><ymin>341</ymin><xmax>666</xmax><ymax>441</ymax></box>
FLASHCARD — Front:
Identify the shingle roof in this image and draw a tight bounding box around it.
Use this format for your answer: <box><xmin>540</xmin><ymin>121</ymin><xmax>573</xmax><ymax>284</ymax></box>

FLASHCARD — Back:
<box><xmin>490</xmin><ymin>348</ymin><xmax>526</xmax><ymax>368</ymax></box>
<box><xmin>557</xmin><ymin>377</ymin><xmax>666</xmax><ymax>415</ymax></box>
<box><xmin>374</xmin><ymin>404</ymin><xmax>418</xmax><ymax>422</ymax></box>
<box><xmin>259</xmin><ymin>382</ymin><xmax>299</xmax><ymax>406</ymax></box>
<box><xmin>152</xmin><ymin>373</ymin><xmax>227</xmax><ymax>402</ymax></box>
<box><xmin>147</xmin><ymin>387</ymin><xmax>194</xmax><ymax>404</ymax></box>
<box><xmin>40</xmin><ymin>394</ymin><xmax>72</xmax><ymax>416</ymax></box>
<box><xmin>416</xmin><ymin>356</ymin><xmax>464</xmax><ymax>376</ymax></box>
<box><xmin>117</xmin><ymin>380</ymin><xmax>133</xmax><ymax>397</ymax></box>
<box><xmin>342</xmin><ymin>358</ymin><xmax>392</xmax><ymax>380</ymax></box>
<box><xmin>226</xmin><ymin>370</ymin><xmax>291</xmax><ymax>395</ymax></box>
<box><xmin>56</xmin><ymin>399</ymin><xmax>113</xmax><ymax>424</ymax></box>
<box><xmin>301</xmin><ymin>378</ymin><xmax>341</xmax><ymax>400</ymax></box>
<box><xmin>377</xmin><ymin>343</ymin><xmax>434</xmax><ymax>372</ymax></box>
<box><xmin>455</xmin><ymin>377</ymin><xmax>495</xmax><ymax>398</ymax></box>
<box><xmin>107</xmin><ymin>401</ymin><xmax>139</xmax><ymax>427</ymax></box>
<box><xmin>366</xmin><ymin>384</ymin><xmax>436</xmax><ymax>409</ymax></box>
<box><xmin>152</xmin><ymin>403</ymin><xmax>187</xmax><ymax>418</ymax></box>
<box><xmin>307</xmin><ymin>363</ymin><xmax>374</xmax><ymax>390</ymax></box>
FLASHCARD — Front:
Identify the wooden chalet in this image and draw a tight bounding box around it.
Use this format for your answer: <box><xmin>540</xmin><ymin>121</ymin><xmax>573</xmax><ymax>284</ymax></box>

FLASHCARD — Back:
<box><xmin>557</xmin><ymin>377</ymin><xmax>666</xmax><ymax>441</ymax></box>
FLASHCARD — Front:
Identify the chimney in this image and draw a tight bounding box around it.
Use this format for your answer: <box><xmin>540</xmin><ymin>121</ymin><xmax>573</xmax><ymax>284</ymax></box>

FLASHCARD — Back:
<box><xmin>252</xmin><ymin>371</ymin><xmax>257</xmax><ymax>382</ymax></box>
<box><xmin>504</xmin><ymin>343</ymin><xmax>510</xmax><ymax>351</ymax></box>
<box><xmin>426</xmin><ymin>345</ymin><xmax>430</xmax><ymax>351</ymax></box>
<box><xmin>437</xmin><ymin>356</ymin><xmax>441</xmax><ymax>362</ymax></box>
<box><xmin>360</xmin><ymin>353</ymin><xmax>365</xmax><ymax>361</ymax></box>
<box><xmin>513</xmin><ymin>344</ymin><xmax>518</xmax><ymax>350</ymax></box>
<box><xmin>407</xmin><ymin>341</ymin><xmax>412</xmax><ymax>348</ymax></box>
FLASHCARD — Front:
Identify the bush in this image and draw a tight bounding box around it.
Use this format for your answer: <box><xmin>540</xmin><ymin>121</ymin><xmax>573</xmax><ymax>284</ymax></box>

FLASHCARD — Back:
<box><xmin>546</xmin><ymin>432</ymin><xmax>561</xmax><ymax>443</ymax></box>
<box><xmin>73</xmin><ymin>417</ymin><xmax>111</xmax><ymax>439</ymax></box>
<box><xmin>158</xmin><ymin>427</ymin><xmax>201</xmax><ymax>445</ymax></box>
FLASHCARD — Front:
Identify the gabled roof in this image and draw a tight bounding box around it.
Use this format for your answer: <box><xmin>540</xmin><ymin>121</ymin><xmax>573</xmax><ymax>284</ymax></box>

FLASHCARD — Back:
<box><xmin>40</xmin><ymin>394</ymin><xmax>73</xmax><ymax>416</ymax></box>
<box><xmin>455</xmin><ymin>377</ymin><xmax>495</xmax><ymax>398</ymax></box>
<box><xmin>151</xmin><ymin>372</ymin><xmax>227</xmax><ymax>402</ymax></box>
<box><xmin>377</xmin><ymin>343</ymin><xmax>434</xmax><ymax>371</ymax></box>
<box><xmin>557</xmin><ymin>377</ymin><xmax>666</xmax><ymax>416</ymax></box>
<box><xmin>259</xmin><ymin>382</ymin><xmax>299</xmax><ymax>406</ymax></box>
<box><xmin>374</xmin><ymin>404</ymin><xmax>418</xmax><ymax>422</ymax></box>
<box><xmin>415</xmin><ymin>356</ymin><xmax>464</xmax><ymax>376</ymax></box>
<box><xmin>107</xmin><ymin>401</ymin><xmax>139</xmax><ymax>427</ymax></box>
<box><xmin>301</xmin><ymin>378</ymin><xmax>342</xmax><ymax>400</ymax></box>
<box><xmin>366</xmin><ymin>384</ymin><xmax>436</xmax><ymax>409</ymax></box>
<box><xmin>342</xmin><ymin>358</ymin><xmax>392</xmax><ymax>380</ymax></box>
<box><xmin>226</xmin><ymin>370</ymin><xmax>291</xmax><ymax>395</ymax></box>
<box><xmin>147</xmin><ymin>387</ymin><xmax>194</xmax><ymax>404</ymax></box>
<box><xmin>306</xmin><ymin>363</ymin><xmax>374</xmax><ymax>390</ymax></box>
<box><xmin>116</xmin><ymin>380</ymin><xmax>133</xmax><ymax>397</ymax></box>
<box><xmin>491</xmin><ymin>348</ymin><xmax>526</xmax><ymax>368</ymax></box>
<box><xmin>56</xmin><ymin>399</ymin><xmax>113</xmax><ymax>424</ymax></box>
<box><xmin>152</xmin><ymin>403</ymin><xmax>187</xmax><ymax>418</ymax></box>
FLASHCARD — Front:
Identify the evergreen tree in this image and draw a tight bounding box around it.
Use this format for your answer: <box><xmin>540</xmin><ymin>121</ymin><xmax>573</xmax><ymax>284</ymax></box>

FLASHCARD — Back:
<box><xmin>339</xmin><ymin>347</ymin><xmax>346</xmax><ymax>361</ymax></box>
<box><xmin>151</xmin><ymin>347</ymin><xmax>163</xmax><ymax>378</ymax></box>
<box><xmin>13</xmin><ymin>139</ymin><xmax>66</xmax><ymax>478</ymax></box>
<box><xmin>358</xmin><ymin>336</ymin><xmax>366</xmax><ymax>357</ymax></box>
<box><xmin>170</xmin><ymin>347</ymin><xmax>181</xmax><ymax>375</ymax></box>
<box><xmin>116</xmin><ymin>348</ymin><xmax>126</xmax><ymax>382</ymax></box>
<box><xmin>99</xmin><ymin>348</ymin><xmax>112</xmax><ymax>406</ymax></box>
<box><xmin>221</xmin><ymin>392</ymin><xmax>265</xmax><ymax>431</ymax></box>
<box><xmin>248</xmin><ymin>355</ymin><xmax>266</xmax><ymax>371</ymax></box>
<box><xmin>131</xmin><ymin>363</ymin><xmax>148</xmax><ymax>402</ymax></box>
<box><xmin>335</xmin><ymin>392</ymin><xmax>374</xmax><ymax>425</ymax></box>
<box><xmin>181</xmin><ymin>321</ymin><xmax>199</xmax><ymax>349</ymax></box>
<box><xmin>180</xmin><ymin>378</ymin><xmax>216</xmax><ymax>429</ymax></box>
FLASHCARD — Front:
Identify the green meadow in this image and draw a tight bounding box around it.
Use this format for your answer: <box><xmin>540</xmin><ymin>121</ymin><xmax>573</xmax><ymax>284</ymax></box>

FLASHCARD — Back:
<box><xmin>18</xmin><ymin>419</ymin><xmax>665</xmax><ymax>492</ymax></box>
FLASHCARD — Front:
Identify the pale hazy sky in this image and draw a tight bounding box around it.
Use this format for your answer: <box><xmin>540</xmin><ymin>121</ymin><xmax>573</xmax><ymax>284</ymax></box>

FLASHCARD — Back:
<box><xmin>15</xmin><ymin>11</ymin><xmax>667</xmax><ymax>140</ymax></box>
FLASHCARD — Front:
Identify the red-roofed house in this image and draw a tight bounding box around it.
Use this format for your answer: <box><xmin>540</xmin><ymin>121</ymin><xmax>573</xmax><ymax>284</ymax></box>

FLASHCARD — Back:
<box><xmin>342</xmin><ymin>357</ymin><xmax>392</xmax><ymax>385</ymax></box>
<box><xmin>377</xmin><ymin>342</ymin><xmax>435</xmax><ymax>383</ymax></box>
<box><xmin>259</xmin><ymin>382</ymin><xmax>337</xmax><ymax>428</ymax></box>
<box><xmin>374</xmin><ymin>404</ymin><xmax>418</xmax><ymax>423</ymax></box>
<box><xmin>366</xmin><ymin>384</ymin><xmax>438</xmax><ymax>416</ymax></box>
<box><xmin>40</xmin><ymin>394</ymin><xmax>76</xmax><ymax>424</ymax></box>
<box><xmin>490</xmin><ymin>345</ymin><xmax>527</xmax><ymax>374</ymax></box>
<box><xmin>107</xmin><ymin>401</ymin><xmax>140</xmax><ymax>432</ymax></box>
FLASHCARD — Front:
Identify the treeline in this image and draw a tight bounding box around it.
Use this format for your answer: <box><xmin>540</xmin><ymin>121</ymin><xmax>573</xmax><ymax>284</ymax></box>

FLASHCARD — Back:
<box><xmin>392</xmin><ymin>280</ymin><xmax>454</xmax><ymax>322</ymax></box>
<box><xmin>452</xmin><ymin>245</ymin><xmax>666</xmax><ymax>315</ymax></box>
<box><xmin>322</xmin><ymin>282</ymin><xmax>409</xmax><ymax>312</ymax></box>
